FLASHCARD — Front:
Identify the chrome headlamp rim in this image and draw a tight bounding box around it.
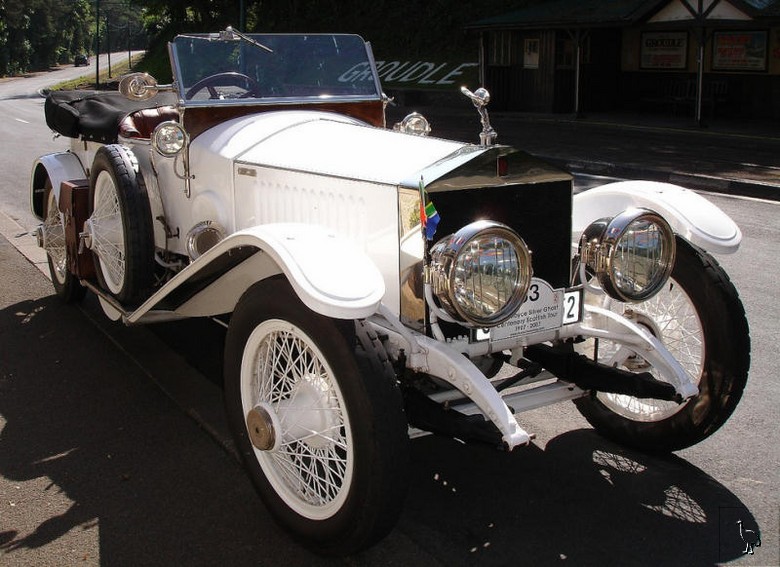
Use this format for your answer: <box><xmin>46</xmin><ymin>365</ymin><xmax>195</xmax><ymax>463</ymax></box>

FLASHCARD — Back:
<box><xmin>430</xmin><ymin>220</ymin><xmax>533</xmax><ymax>327</ymax></box>
<box><xmin>581</xmin><ymin>208</ymin><xmax>676</xmax><ymax>303</ymax></box>
<box><xmin>186</xmin><ymin>220</ymin><xmax>226</xmax><ymax>260</ymax></box>
<box><xmin>151</xmin><ymin>120</ymin><xmax>188</xmax><ymax>156</ymax></box>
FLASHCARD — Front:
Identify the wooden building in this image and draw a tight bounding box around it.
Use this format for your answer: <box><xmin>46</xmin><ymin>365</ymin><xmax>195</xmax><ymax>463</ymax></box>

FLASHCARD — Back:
<box><xmin>466</xmin><ymin>0</ymin><xmax>780</xmax><ymax>121</ymax></box>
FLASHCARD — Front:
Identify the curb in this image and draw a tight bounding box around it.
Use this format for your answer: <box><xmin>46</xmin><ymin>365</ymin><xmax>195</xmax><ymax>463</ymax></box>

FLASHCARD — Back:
<box><xmin>0</xmin><ymin>210</ymin><xmax>49</xmax><ymax>277</ymax></box>
<box><xmin>547</xmin><ymin>157</ymin><xmax>780</xmax><ymax>202</ymax></box>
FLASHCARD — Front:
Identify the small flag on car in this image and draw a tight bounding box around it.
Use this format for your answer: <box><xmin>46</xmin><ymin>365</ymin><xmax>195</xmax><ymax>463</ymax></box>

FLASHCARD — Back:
<box><xmin>419</xmin><ymin>176</ymin><xmax>440</xmax><ymax>241</ymax></box>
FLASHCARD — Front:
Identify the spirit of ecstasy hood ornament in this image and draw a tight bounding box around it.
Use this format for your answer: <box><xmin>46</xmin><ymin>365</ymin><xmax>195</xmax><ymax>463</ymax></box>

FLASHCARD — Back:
<box><xmin>461</xmin><ymin>86</ymin><xmax>497</xmax><ymax>146</ymax></box>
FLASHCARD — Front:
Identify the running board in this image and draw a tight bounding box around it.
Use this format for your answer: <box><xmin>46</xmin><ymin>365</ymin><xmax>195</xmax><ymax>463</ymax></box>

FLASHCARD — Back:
<box><xmin>81</xmin><ymin>280</ymin><xmax>187</xmax><ymax>324</ymax></box>
<box><xmin>407</xmin><ymin>380</ymin><xmax>586</xmax><ymax>441</ymax></box>
<box><xmin>449</xmin><ymin>380</ymin><xmax>586</xmax><ymax>417</ymax></box>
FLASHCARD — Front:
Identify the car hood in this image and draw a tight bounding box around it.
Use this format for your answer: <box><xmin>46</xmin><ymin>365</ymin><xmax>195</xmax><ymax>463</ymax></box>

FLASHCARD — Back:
<box><xmin>191</xmin><ymin>110</ymin><xmax>487</xmax><ymax>188</ymax></box>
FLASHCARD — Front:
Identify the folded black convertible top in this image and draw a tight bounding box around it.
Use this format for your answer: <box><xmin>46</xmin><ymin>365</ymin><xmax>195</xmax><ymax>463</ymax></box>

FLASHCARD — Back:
<box><xmin>45</xmin><ymin>90</ymin><xmax>178</xmax><ymax>142</ymax></box>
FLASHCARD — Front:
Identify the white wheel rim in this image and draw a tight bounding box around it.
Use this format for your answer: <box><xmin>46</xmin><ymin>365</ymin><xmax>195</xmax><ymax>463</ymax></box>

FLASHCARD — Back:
<box><xmin>240</xmin><ymin>319</ymin><xmax>353</xmax><ymax>520</ymax></box>
<box><xmin>592</xmin><ymin>279</ymin><xmax>704</xmax><ymax>422</ymax></box>
<box><xmin>43</xmin><ymin>190</ymin><xmax>68</xmax><ymax>285</ymax></box>
<box><xmin>90</xmin><ymin>171</ymin><xmax>126</xmax><ymax>294</ymax></box>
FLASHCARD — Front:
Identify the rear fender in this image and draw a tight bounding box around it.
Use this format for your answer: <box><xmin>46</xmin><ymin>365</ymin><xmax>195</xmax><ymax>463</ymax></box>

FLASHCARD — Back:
<box><xmin>572</xmin><ymin>181</ymin><xmax>741</xmax><ymax>254</ymax></box>
<box><xmin>126</xmin><ymin>223</ymin><xmax>385</xmax><ymax>324</ymax></box>
<box><xmin>30</xmin><ymin>152</ymin><xmax>87</xmax><ymax>220</ymax></box>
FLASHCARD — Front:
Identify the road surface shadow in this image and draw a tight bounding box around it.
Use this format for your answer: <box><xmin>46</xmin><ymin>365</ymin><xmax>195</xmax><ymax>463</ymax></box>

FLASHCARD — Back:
<box><xmin>0</xmin><ymin>296</ymin><xmax>337</xmax><ymax>566</ymax></box>
<box><xmin>0</xmin><ymin>295</ymin><xmax>758</xmax><ymax>566</ymax></box>
<box><xmin>367</xmin><ymin>432</ymin><xmax>756</xmax><ymax>566</ymax></box>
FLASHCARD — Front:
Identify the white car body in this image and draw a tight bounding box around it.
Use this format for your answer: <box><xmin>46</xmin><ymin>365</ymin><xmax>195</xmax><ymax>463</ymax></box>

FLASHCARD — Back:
<box><xmin>30</xmin><ymin>29</ymin><xmax>750</xmax><ymax>554</ymax></box>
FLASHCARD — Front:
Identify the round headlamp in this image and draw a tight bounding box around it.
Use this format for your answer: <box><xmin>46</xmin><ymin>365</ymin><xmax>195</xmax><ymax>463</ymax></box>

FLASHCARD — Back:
<box><xmin>581</xmin><ymin>208</ymin><xmax>676</xmax><ymax>302</ymax></box>
<box><xmin>393</xmin><ymin>112</ymin><xmax>431</xmax><ymax>136</ymax></box>
<box><xmin>152</xmin><ymin>121</ymin><xmax>187</xmax><ymax>156</ymax></box>
<box><xmin>429</xmin><ymin>220</ymin><xmax>532</xmax><ymax>327</ymax></box>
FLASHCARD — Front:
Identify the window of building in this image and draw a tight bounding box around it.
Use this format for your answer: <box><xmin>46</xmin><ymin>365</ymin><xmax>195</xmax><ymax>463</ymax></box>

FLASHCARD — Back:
<box><xmin>489</xmin><ymin>31</ymin><xmax>514</xmax><ymax>66</ymax></box>
<box><xmin>524</xmin><ymin>38</ymin><xmax>540</xmax><ymax>68</ymax></box>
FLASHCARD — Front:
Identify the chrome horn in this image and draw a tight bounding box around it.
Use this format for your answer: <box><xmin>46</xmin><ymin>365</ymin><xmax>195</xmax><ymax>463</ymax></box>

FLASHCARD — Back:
<box><xmin>461</xmin><ymin>86</ymin><xmax>497</xmax><ymax>146</ymax></box>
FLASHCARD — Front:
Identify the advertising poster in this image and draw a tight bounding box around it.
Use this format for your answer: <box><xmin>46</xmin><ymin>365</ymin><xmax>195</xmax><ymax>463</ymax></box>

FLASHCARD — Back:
<box><xmin>713</xmin><ymin>31</ymin><xmax>768</xmax><ymax>71</ymax></box>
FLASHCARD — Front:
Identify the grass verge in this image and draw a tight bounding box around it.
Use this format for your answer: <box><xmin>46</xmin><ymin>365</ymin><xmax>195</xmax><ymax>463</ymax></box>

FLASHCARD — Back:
<box><xmin>49</xmin><ymin>57</ymin><xmax>137</xmax><ymax>91</ymax></box>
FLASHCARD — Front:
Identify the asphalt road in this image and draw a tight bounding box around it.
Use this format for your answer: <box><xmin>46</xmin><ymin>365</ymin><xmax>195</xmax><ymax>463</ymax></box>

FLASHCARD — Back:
<box><xmin>0</xmin><ymin>51</ymin><xmax>142</xmax><ymax>230</ymax></box>
<box><xmin>0</xmin><ymin>72</ymin><xmax>778</xmax><ymax>566</ymax></box>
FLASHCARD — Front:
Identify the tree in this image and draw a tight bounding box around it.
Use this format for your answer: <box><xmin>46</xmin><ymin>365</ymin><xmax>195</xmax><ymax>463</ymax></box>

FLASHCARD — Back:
<box><xmin>0</xmin><ymin>0</ymin><xmax>94</xmax><ymax>74</ymax></box>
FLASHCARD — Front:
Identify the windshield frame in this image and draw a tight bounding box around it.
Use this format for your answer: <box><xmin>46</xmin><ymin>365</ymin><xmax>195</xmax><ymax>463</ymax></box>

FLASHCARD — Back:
<box><xmin>168</xmin><ymin>32</ymin><xmax>384</xmax><ymax>108</ymax></box>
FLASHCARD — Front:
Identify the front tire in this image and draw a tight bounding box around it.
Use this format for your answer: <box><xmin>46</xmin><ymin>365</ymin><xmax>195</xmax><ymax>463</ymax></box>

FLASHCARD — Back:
<box><xmin>224</xmin><ymin>278</ymin><xmax>409</xmax><ymax>555</ymax></box>
<box><xmin>574</xmin><ymin>237</ymin><xmax>750</xmax><ymax>452</ymax></box>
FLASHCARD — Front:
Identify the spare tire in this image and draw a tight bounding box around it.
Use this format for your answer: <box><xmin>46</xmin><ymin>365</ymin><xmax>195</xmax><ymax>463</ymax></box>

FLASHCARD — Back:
<box><xmin>87</xmin><ymin>144</ymin><xmax>155</xmax><ymax>305</ymax></box>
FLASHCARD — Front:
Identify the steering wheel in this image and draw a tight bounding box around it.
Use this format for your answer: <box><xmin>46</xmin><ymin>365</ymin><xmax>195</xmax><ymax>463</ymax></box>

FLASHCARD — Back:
<box><xmin>185</xmin><ymin>72</ymin><xmax>262</xmax><ymax>100</ymax></box>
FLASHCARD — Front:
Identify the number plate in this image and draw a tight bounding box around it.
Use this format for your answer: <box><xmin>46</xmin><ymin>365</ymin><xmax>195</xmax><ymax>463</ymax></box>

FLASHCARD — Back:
<box><xmin>487</xmin><ymin>279</ymin><xmax>581</xmax><ymax>342</ymax></box>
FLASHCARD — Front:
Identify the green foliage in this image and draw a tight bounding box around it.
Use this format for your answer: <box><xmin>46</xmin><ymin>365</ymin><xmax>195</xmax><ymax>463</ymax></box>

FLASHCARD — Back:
<box><xmin>0</xmin><ymin>0</ymin><xmax>145</xmax><ymax>76</ymax></box>
<box><xmin>133</xmin><ymin>25</ymin><xmax>177</xmax><ymax>83</ymax></box>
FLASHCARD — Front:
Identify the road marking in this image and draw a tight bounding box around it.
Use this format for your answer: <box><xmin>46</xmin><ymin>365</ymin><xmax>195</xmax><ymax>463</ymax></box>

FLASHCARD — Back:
<box><xmin>14</xmin><ymin>118</ymin><xmax>30</xmax><ymax>124</ymax></box>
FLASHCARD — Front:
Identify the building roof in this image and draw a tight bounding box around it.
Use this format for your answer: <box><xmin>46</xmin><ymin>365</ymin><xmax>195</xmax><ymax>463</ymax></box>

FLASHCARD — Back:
<box><xmin>468</xmin><ymin>0</ymin><xmax>659</xmax><ymax>29</ymax></box>
<box><xmin>467</xmin><ymin>0</ymin><xmax>780</xmax><ymax>30</ymax></box>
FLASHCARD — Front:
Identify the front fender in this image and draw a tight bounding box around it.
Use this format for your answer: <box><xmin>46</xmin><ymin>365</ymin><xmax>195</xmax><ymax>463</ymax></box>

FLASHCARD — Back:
<box><xmin>126</xmin><ymin>223</ymin><xmax>385</xmax><ymax>324</ymax></box>
<box><xmin>30</xmin><ymin>152</ymin><xmax>87</xmax><ymax>220</ymax></box>
<box><xmin>572</xmin><ymin>181</ymin><xmax>741</xmax><ymax>254</ymax></box>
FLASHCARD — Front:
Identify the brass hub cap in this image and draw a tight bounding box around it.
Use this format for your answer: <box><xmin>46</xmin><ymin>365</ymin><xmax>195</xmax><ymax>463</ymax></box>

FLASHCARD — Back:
<box><xmin>246</xmin><ymin>405</ymin><xmax>276</xmax><ymax>451</ymax></box>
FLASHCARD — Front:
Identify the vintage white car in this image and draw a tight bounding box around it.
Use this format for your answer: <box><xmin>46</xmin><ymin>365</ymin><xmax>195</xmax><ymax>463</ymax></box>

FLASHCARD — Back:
<box><xmin>32</xmin><ymin>28</ymin><xmax>750</xmax><ymax>554</ymax></box>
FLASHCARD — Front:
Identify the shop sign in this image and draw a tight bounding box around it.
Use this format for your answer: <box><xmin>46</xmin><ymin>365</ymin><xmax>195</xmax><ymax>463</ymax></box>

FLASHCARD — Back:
<box><xmin>641</xmin><ymin>31</ymin><xmax>688</xmax><ymax>69</ymax></box>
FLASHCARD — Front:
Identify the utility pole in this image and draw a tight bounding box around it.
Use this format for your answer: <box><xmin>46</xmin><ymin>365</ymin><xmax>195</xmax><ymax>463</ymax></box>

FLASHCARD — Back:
<box><xmin>107</xmin><ymin>15</ymin><xmax>111</xmax><ymax>78</ymax></box>
<box><xmin>95</xmin><ymin>0</ymin><xmax>100</xmax><ymax>88</ymax></box>
<box><xmin>127</xmin><ymin>19</ymin><xmax>132</xmax><ymax>69</ymax></box>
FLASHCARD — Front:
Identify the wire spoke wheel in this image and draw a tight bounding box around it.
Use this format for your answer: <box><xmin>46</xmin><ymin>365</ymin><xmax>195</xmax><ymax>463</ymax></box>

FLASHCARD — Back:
<box><xmin>43</xmin><ymin>187</ymin><xmax>68</xmax><ymax>285</ymax></box>
<box><xmin>42</xmin><ymin>180</ymin><xmax>86</xmax><ymax>302</ymax></box>
<box><xmin>91</xmin><ymin>170</ymin><xmax>126</xmax><ymax>294</ymax></box>
<box><xmin>594</xmin><ymin>279</ymin><xmax>704</xmax><ymax>422</ymax></box>
<box><xmin>224</xmin><ymin>278</ymin><xmax>409</xmax><ymax>555</ymax></box>
<box><xmin>242</xmin><ymin>320</ymin><xmax>353</xmax><ymax>519</ymax></box>
<box><xmin>574</xmin><ymin>237</ymin><xmax>750</xmax><ymax>452</ymax></box>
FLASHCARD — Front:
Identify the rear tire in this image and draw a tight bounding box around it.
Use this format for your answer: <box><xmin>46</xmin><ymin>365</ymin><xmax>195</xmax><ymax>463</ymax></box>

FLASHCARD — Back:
<box><xmin>224</xmin><ymin>278</ymin><xmax>409</xmax><ymax>555</ymax></box>
<box><xmin>574</xmin><ymin>238</ymin><xmax>750</xmax><ymax>452</ymax></box>
<box><xmin>42</xmin><ymin>180</ymin><xmax>86</xmax><ymax>303</ymax></box>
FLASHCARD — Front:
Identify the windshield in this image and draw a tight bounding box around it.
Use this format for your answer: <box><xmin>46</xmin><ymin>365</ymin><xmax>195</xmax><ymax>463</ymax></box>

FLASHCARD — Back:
<box><xmin>170</xmin><ymin>32</ymin><xmax>381</xmax><ymax>103</ymax></box>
